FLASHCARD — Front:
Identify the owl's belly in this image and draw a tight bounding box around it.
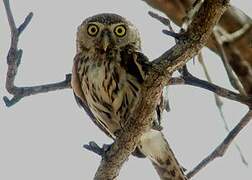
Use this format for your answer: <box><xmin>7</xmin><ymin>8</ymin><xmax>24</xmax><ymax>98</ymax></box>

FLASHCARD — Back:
<box><xmin>80</xmin><ymin>62</ymin><xmax>140</xmax><ymax>137</ymax></box>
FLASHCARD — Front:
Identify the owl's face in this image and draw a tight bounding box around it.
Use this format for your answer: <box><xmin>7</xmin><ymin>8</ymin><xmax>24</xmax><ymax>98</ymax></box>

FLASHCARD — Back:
<box><xmin>77</xmin><ymin>13</ymin><xmax>141</xmax><ymax>53</ymax></box>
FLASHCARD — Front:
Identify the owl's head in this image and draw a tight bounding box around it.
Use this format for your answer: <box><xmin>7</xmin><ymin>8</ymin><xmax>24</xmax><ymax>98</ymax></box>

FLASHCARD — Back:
<box><xmin>76</xmin><ymin>13</ymin><xmax>141</xmax><ymax>53</ymax></box>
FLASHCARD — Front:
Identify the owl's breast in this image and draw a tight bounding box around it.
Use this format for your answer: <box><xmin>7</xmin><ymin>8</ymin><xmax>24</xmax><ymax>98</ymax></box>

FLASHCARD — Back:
<box><xmin>78</xmin><ymin>55</ymin><xmax>140</xmax><ymax>136</ymax></box>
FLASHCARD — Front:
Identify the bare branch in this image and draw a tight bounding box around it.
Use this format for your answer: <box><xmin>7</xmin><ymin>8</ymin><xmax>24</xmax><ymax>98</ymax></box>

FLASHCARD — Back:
<box><xmin>18</xmin><ymin>12</ymin><xmax>33</xmax><ymax>36</ymax></box>
<box><xmin>3</xmin><ymin>0</ymin><xmax>17</xmax><ymax>35</ymax></box>
<box><xmin>3</xmin><ymin>0</ymin><xmax>71</xmax><ymax>107</ymax></box>
<box><xmin>94</xmin><ymin>0</ymin><xmax>229</xmax><ymax>179</ymax></box>
<box><xmin>149</xmin><ymin>11</ymin><xmax>183</xmax><ymax>41</ymax></box>
<box><xmin>148</xmin><ymin>11</ymin><xmax>172</xmax><ymax>27</ymax></box>
<box><xmin>213</xmin><ymin>30</ymin><xmax>247</xmax><ymax>95</ymax></box>
<box><xmin>169</xmin><ymin>74</ymin><xmax>252</xmax><ymax>107</ymax></box>
<box><xmin>186</xmin><ymin>110</ymin><xmax>252</xmax><ymax>179</ymax></box>
<box><xmin>3</xmin><ymin>74</ymin><xmax>71</xmax><ymax>107</ymax></box>
<box><xmin>197</xmin><ymin>52</ymin><xmax>224</xmax><ymax>107</ymax></box>
<box><xmin>197</xmin><ymin>52</ymin><xmax>248</xmax><ymax>166</ymax></box>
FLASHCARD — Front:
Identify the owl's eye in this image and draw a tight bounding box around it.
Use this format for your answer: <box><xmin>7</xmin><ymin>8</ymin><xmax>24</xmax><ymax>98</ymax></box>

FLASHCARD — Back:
<box><xmin>87</xmin><ymin>24</ymin><xmax>99</xmax><ymax>36</ymax></box>
<box><xmin>114</xmin><ymin>25</ymin><xmax>126</xmax><ymax>37</ymax></box>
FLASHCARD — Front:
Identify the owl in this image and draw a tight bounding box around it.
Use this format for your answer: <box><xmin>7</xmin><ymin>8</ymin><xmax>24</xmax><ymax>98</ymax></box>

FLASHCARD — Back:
<box><xmin>71</xmin><ymin>13</ymin><xmax>186</xmax><ymax>180</ymax></box>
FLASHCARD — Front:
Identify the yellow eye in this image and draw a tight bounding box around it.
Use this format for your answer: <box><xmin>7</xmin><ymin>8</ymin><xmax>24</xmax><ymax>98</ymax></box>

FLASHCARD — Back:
<box><xmin>114</xmin><ymin>25</ymin><xmax>126</xmax><ymax>37</ymax></box>
<box><xmin>87</xmin><ymin>24</ymin><xmax>99</xmax><ymax>36</ymax></box>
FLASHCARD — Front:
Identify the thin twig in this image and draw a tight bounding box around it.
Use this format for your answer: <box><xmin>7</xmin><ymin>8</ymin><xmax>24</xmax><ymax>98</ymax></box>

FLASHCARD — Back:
<box><xmin>4</xmin><ymin>0</ymin><xmax>17</xmax><ymax>35</ymax></box>
<box><xmin>197</xmin><ymin>52</ymin><xmax>248</xmax><ymax>166</ymax></box>
<box><xmin>3</xmin><ymin>74</ymin><xmax>71</xmax><ymax>107</ymax></box>
<box><xmin>169</xmin><ymin>74</ymin><xmax>252</xmax><ymax>107</ymax></box>
<box><xmin>148</xmin><ymin>11</ymin><xmax>183</xmax><ymax>40</ymax></box>
<box><xmin>197</xmin><ymin>52</ymin><xmax>223</xmax><ymax>107</ymax></box>
<box><xmin>213</xmin><ymin>30</ymin><xmax>247</xmax><ymax>95</ymax></box>
<box><xmin>169</xmin><ymin>70</ymin><xmax>251</xmax><ymax>174</ymax></box>
<box><xmin>18</xmin><ymin>12</ymin><xmax>34</xmax><ymax>36</ymax></box>
<box><xmin>186</xmin><ymin>110</ymin><xmax>252</xmax><ymax>179</ymax></box>
<box><xmin>3</xmin><ymin>0</ymin><xmax>71</xmax><ymax>107</ymax></box>
<box><xmin>148</xmin><ymin>11</ymin><xmax>173</xmax><ymax>27</ymax></box>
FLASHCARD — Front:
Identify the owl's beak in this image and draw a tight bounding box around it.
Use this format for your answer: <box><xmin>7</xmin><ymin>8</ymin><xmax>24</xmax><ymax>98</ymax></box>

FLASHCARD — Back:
<box><xmin>101</xmin><ymin>35</ymin><xmax>110</xmax><ymax>52</ymax></box>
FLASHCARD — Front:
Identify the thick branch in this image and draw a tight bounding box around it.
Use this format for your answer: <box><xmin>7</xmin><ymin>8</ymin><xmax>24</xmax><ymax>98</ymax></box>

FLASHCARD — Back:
<box><xmin>152</xmin><ymin>0</ymin><xmax>229</xmax><ymax>74</ymax></box>
<box><xmin>94</xmin><ymin>0</ymin><xmax>229</xmax><ymax>179</ymax></box>
<box><xmin>186</xmin><ymin>110</ymin><xmax>252</xmax><ymax>178</ymax></box>
<box><xmin>3</xmin><ymin>0</ymin><xmax>71</xmax><ymax>107</ymax></box>
<box><xmin>95</xmin><ymin>75</ymin><xmax>165</xmax><ymax>179</ymax></box>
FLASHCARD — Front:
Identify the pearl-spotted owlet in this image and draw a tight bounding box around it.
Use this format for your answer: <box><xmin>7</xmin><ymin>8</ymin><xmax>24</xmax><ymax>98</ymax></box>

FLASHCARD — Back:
<box><xmin>71</xmin><ymin>13</ymin><xmax>186</xmax><ymax>180</ymax></box>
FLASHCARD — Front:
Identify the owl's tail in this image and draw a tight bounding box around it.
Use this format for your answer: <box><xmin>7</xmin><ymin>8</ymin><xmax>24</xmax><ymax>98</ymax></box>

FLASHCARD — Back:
<box><xmin>138</xmin><ymin>130</ymin><xmax>187</xmax><ymax>180</ymax></box>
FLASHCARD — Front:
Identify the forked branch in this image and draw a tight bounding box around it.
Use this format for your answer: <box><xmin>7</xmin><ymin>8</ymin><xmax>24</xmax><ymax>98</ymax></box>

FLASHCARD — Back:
<box><xmin>168</xmin><ymin>73</ymin><xmax>252</xmax><ymax>107</ymax></box>
<box><xmin>197</xmin><ymin>52</ymin><xmax>248</xmax><ymax>166</ymax></box>
<box><xmin>168</xmin><ymin>67</ymin><xmax>252</xmax><ymax>178</ymax></box>
<box><xmin>3</xmin><ymin>0</ymin><xmax>71</xmax><ymax>107</ymax></box>
<box><xmin>186</xmin><ymin>110</ymin><xmax>252</xmax><ymax>178</ymax></box>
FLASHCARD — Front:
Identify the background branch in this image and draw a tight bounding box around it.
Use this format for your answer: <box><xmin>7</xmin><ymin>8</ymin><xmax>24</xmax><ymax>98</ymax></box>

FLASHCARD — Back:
<box><xmin>3</xmin><ymin>0</ymin><xmax>71</xmax><ymax>107</ymax></box>
<box><xmin>169</xmin><ymin>74</ymin><xmax>252</xmax><ymax>107</ymax></box>
<box><xmin>213</xmin><ymin>30</ymin><xmax>247</xmax><ymax>95</ymax></box>
<box><xmin>197</xmin><ymin>52</ymin><xmax>248</xmax><ymax>166</ymax></box>
<box><xmin>186</xmin><ymin>110</ymin><xmax>252</xmax><ymax>178</ymax></box>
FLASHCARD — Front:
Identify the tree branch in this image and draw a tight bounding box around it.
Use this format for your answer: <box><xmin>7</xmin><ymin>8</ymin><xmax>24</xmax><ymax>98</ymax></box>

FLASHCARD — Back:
<box><xmin>94</xmin><ymin>0</ymin><xmax>229</xmax><ymax>179</ymax></box>
<box><xmin>142</xmin><ymin>0</ymin><xmax>252</xmax><ymax>94</ymax></box>
<box><xmin>186</xmin><ymin>110</ymin><xmax>252</xmax><ymax>179</ymax></box>
<box><xmin>168</xmin><ymin>74</ymin><xmax>252</xmax><ymax>107</ymax></box>
<box><xmin>197</xmin><ymin>52</ymin><xmax>248</xmax><ymax>166</ymax></box>
<box><xmin>3</xmin><ymin>0</ymin><xmax>71</xmax><ymax>107</ymax></box>
<box><xmin>213</xmin><ymin>29</ymin><xmax>247</xmax><ymax>95</ymax></box>
<box><xmin>152</xmin><ymin>0</ymin><xmax>229</xmax><ymax>74</ymax></box>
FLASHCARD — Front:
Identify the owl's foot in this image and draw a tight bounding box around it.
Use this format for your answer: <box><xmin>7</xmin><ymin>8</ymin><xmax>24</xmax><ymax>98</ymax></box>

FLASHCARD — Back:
<box><xmin>83</xmin><ymin>141</ymin><xmax>111</xmax><ymax>158</ymax></box>
<box><xmin>152</xmin><ymin>120</ymin><xmax>163</xmax><ymax>131</ymax></box>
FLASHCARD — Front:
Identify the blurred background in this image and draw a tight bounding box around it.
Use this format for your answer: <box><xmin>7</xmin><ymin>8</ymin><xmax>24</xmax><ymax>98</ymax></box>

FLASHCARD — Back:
<box><xmin>0</xmin><ymin>0</ymin><xmax>251</xmax><ymax>179</ymax></box>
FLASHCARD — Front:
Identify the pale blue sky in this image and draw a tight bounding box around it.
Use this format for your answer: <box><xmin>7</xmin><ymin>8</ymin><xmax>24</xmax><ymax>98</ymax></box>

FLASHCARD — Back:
<box><xmin>1</xmin><ymin>0</ymin><xmax>252</xmax><ymax>179</ymax></box>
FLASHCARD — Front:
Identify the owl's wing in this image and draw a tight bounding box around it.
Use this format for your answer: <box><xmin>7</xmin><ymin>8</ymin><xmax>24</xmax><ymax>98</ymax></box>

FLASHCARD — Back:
<box><xmin>71</xmin><ymin>53</ymin><xmax>114</xmax><ymax>139</ymax></box>
<box><xmin>120</xmin><ymin>48</ymin><xmax>164</xmax><ymax>127</ymax></box>
<box><xmin>120</xmin><ymin>47</ymin><xmax>150</xmax><ymax>84</ymax></box>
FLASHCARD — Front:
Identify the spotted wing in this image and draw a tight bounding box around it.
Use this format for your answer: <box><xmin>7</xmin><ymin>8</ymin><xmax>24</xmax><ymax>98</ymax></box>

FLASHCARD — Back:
<box><xmin>120</xmin><ymin>47</ymin><xmax>150</xmax><ymax>84</ymax></box>
<box><xmin>71</xmin><ymin>53</ymin><xmax>114</xmax><ymax>139</ymax></box>
<box><xmin>120</xmin><ymin>47</ymin><xmax>164</xmax><ymax>126</ymax></box>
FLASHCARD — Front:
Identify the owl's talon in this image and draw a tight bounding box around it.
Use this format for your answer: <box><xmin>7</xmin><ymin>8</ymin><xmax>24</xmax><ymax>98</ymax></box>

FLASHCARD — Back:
<box><xmin>83</xmin><ymin>141</ymin><xmax>111</xmax><ymax>158</ymax></box>
<box><xmin>152</xmin><ymin>121</ymin><xmax>163</xmax><ymax>131</ymax></box>
<box><xmin>102</xmin><ymin>144</ymin><xmax>111</xmax><ymax>152</ymax></box>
